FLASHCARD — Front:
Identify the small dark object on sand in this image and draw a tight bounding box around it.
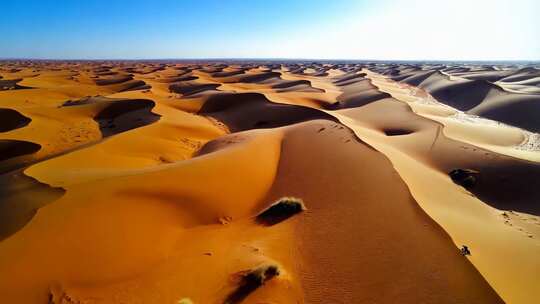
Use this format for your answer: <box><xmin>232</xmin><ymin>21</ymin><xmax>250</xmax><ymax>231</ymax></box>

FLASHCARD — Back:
<box><xmin>256</xmin><ymin>197</ymin><xmax>306</xmax><ymax>226</ymax></box>
<box><xmin>449</xmin><ymin>169</ymin><xmax>479</xmax><ymax>189</ymax></box>
<box><xmin>460</xmin><ymin>245</ymin><xmax>471</xmax><ymax>256</ymax></box>
<box><xmin>224</xmin><ymin>264</ymin><xmax>280</xmax><ymax>304</ymax></box>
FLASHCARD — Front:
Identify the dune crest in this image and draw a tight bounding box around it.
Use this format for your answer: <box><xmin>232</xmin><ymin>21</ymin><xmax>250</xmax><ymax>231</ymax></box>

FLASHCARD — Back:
<box><xmin>1</xmin><ymin>60</ymin><xmax>539</xmax><ymax>304</ymax></box>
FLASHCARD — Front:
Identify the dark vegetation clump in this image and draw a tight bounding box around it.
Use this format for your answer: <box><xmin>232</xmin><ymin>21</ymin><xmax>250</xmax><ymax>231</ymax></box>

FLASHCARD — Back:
<box><xmin>449</xmin><ymin>169</ymin><xmax>479</xmax><ymax>189</ymax></box>
<box><xmin>460</xmin><ymin>245</ymin><xmax>471</xmax><ymax>256</ymax></box>
<box><xmin>383</xmin><ymin>128</ymin><xmax>414</xmax><ymax>136</ymax></box>
<box><xmin>224</xmin><ymin>264</ymin><xmax>280</xmax><ymax>304</ymax></box>
<box><xmin>256</xmin><ymin>197</ymin><xmax>306</xmax><ymax>226</ymax></box>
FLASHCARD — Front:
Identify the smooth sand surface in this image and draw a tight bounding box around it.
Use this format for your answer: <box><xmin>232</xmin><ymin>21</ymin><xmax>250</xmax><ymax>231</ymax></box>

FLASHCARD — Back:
<box><xmin>0</xmin><ymin>60</ymin><xmax>538</xmax><ymax>303</ymax></box>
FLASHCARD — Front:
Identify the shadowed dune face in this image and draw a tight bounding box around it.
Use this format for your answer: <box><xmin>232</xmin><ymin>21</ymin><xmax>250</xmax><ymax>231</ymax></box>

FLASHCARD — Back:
<box><xmin>371</xmin><ymin>64</ymin><xmax>540</xmax><ymax>132</ymax></box>
<box><xmin>90</xmin><ymin>72</ymin><xmax>151</xmax><ymax>91</ymax></box>
<box><xmin>169</xmin><ymin>82</ymin><xmax>220</xmax><ymax>96</ymax></box>
<box><xmin>1</xmin><ymin>60</ymin><xmax>540</xmax><ymax>304</ymax></box>
<box><xmin>108</xmin><ymin>79</ymin><xmax>150</xmax><ymax>92</ymax></box>
<box><xmin>0</xmin><ymin>140</ymin><xmax>40</xmax><ymax>162</ymax></box>
<box><xmin>470</xmin><ymin>94</ymin><xmax>540</xmax><ymax>133</ymax></box>
<box><xmin>93</xmin><ymin>98</ymin><xmax>161</xmax><ymax>137</ymax></box>
<box><xmin>62</xmin><ymin>96</ymin><xmax>162</xmax><ymax>138</ymax></box>
<box><xmin>0</xmin><ymin>140</ymin><xmax>41</xmax><ymax>173</ymax></box>
<box><xmin>327</xmin><ymin>74</ymin><xmax>391</xmax><ymax>109</ymax></box>
<box><xmin>199</xmin><ymin>92</ymin><xmax>337</xmax><ymax>132</ymax></box>
<box><xmin>94</xmin><ymin>74</ymin><xmax>134</xmax><ymax>86</ymax></box>
<box><xmin>0</xmin><ymin>108</ymin><xmax>31</xmax><ymax>132</ymax></box>
<box><xmin>498</xmin><ymin>68</ymin><xmax>540</xmax><ymax>89</ymax></box>
<box><xmin>0</xmin><ymin>170</ymin><xmax>64</xmax><ymax>241</ymax></box>
<box><xmin>272</xmin><ymin>79</ymin><xmax>323</xmax><ymax>93</ymax></box>
<box><xmin>0</xmin><ymin>79</ymin><xmax>32</xmax><ymax>90</ymax></box>
<box><xmin>415</xmin><ymin>72</ymin><xmax>495</xmax><ymax>111</ymax></box>
<box><xmin>338</xmin><ymin>98</ymin><xmax>540</xmax><ymax>215</ymax></box>
<box><xmin>439</xmin><ymin>154</ymin><xmax>540</xmax><ymax>215</ymax></box>
<box><xmin>333</xmin><ymin>72</ymin><xmax>367</xmax><ymax>85</ymax></box>
<box><xmin>233</xmin><ymin>71</ymin><xmax>281</xmax><ymax>83</ymax></box>
<box><xmin>211</xmin><ymin>69</ymin><xmax>248</xmax><ymax>77</ymax></box>
<box><xmin>398</xmin><ymin>70</ymin><xmax>438</xmax><ymax>86</ymax></box>
<box><xmin>62</xmin><ymin>96</ymin><xmax>102</xmax><ymax>107</ymax></box>
<box><xmin>155</xmin><ymin>74</ymin><xmax>198</xmax><ymax>83</ymax></box>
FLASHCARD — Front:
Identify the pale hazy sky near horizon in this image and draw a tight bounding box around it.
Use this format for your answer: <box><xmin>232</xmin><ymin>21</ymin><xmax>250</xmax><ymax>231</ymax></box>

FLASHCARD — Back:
<box><xmin>1</xmin><ymin>0</ymin><xmax>539</xmax><ymax>60</ymax></box>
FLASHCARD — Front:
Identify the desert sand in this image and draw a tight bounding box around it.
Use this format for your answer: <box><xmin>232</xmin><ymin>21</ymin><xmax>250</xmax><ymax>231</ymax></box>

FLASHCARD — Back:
<box><xmin>0</xmin><ymin>60</ymin><xmax>539</xmax><ymax>303</ymax></box>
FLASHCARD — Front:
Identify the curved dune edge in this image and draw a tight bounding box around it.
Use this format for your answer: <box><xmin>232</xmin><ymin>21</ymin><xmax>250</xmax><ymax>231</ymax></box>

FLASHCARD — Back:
<box><xmin>5</xmin><ymin>109</ymin><xmax>503</xmax><ymax>304</ymax></box>
<box><xmin>251</xmin><ymin>69</ymin><xmax>538</xmax><ymax>303</ymax></box>
<box><xmin>1</xmin><ymin>62</ymin><xmax>539</xmax><ymax>303</ymax></box>
<box><xmin>0</xmin><ymin>139</ymin><xmax>41</xmax><ymax>163</ymax></box>
<box><xmin>371</xmin><ymin>66</ymin><xmax>540</xmax><ymax>133</ymax></box>
<box><xmin>0</xmin><ymin>98</ymin><xmax>103</xmax><ymax>159</ymax></box>
<box><xmin>0</xmin><ymin>128</ymin><xmax>289</xmax><ymax>303</ymax></box>
<box><xmin>0</xmin><ymin>78</ymin><xmax>32</xmax><ymax>90</ymax></box>
<box><xmin>0</xmin><ymin>169</ymin><xmax>65</xmax><ymax>241</ymax></box>
<box><xmin>93</xmin><ymin>98</ymin><xmax>161</xmax><ymax>137</ymax></box>
<box><xmin>25</xmin><ymin>102</ymin><xmax>226</xmax><ymax>187</ymax></box>
<box><xmin>330</xmin><ymin>110</ymin><xmax>540</xmax><ymax>304</ymax></box>
<box><xmin>203</xmin><ymin>66</ymin><xmax>538</xmax><ymax>303</ymax></box>
<box><xmin>263</xmin><ymin>120</ymin><xmax>502</xmax><ymax>303</ymax></box>
<box><xmin>364</xmin><ymin>70</ymin><xmax>540</xmax><ymax>163</ymax></box>
<box><xmin>2</xmin><ymin>96</ymin><xmax>175</xmax><ymax>171</ymax></box>
<box><xmin>0</xmin><ymin>108</ymin><xmax>31</xmax><ymax>133</ymax></box>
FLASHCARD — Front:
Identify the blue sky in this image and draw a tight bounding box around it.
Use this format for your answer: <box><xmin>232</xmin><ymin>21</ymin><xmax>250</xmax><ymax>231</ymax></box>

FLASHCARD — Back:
<box><xmin>1</xmin><ymin>0</ymin><xmax>539</xmax><ymax>60</ymax></box>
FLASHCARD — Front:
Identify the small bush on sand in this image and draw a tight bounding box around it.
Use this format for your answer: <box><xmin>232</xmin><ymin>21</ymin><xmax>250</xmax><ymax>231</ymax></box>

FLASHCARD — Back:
<box><xmin>224</xmin><ymin>264</ymin><xmax>280</xmax><ymax>304</ymax></box>
<box><xmin>256</xmin><ymin>197</ymin><xmax>306</xmax><ymax>225</ymax></box>
<box><xmin>449</xmin><ymin>169</ymin><xmax>479</xmax><ymax>189</ymax></box>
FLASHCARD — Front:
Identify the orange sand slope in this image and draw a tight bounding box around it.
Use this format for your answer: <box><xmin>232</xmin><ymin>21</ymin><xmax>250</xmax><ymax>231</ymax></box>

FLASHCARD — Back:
<box><xmin>1</xmin><ymin>60</ymin><xmax>539</xmax><ymax>304</ymax></box>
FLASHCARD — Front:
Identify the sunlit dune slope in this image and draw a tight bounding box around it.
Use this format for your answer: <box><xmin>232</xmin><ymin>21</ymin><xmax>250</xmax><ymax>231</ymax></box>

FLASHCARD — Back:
<box><xmin>0</xmin><ymin>60</ymin><xmax>539</xmax><ymax>304</ymax></box>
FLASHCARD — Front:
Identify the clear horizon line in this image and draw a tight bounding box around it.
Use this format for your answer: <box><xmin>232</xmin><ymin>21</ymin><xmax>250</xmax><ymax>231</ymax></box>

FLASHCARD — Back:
<box><xmin>0</xmin><ymin>57</ymin><xmax>539</xmax><ymax>63</ymax></box>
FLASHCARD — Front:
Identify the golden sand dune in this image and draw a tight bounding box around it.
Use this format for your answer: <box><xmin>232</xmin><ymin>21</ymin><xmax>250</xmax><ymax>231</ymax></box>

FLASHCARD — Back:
<box><xmin>0</xmin><ymin>60</ymin><xmax>539</xmax><ymax>304</ymax></box>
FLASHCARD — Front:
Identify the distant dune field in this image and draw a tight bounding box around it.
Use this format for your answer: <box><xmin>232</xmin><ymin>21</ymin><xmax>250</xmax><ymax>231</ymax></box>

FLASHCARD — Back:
<box><xmin>0</xmin><ymin>60</ymin><xmax>539</xmax><ymax>304</ymax></box>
